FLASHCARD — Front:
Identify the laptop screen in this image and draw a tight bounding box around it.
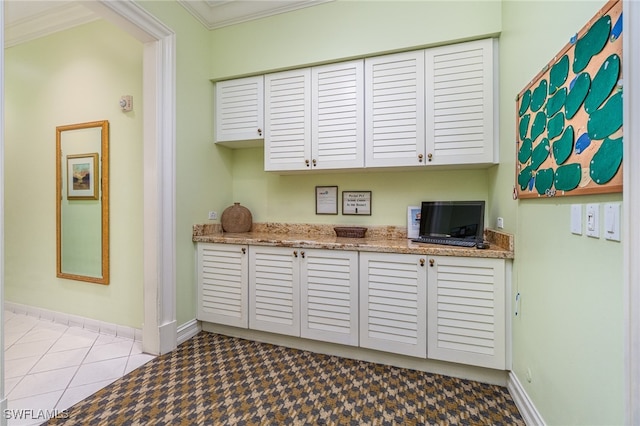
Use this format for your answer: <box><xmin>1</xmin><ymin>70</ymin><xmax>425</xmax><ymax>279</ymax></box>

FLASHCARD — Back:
<box><xmin>419</xmin><ymin>201</ymin><xmax>485</xmax><ymax>241</ymax></box>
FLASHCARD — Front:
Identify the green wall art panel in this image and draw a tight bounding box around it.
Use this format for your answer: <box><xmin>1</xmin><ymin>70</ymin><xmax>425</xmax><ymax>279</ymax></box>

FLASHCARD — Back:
<box><xmin>515</xmin><ymin>0</ymin><xmax>622</xmax><ymax>198</ymax></box>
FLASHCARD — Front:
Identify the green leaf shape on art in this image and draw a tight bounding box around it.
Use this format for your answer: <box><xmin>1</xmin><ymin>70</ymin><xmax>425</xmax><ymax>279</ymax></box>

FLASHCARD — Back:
<box><xmin>573</xmin><ymin>14</ymin><xmax>611</xmax><ymax>74</ymax></box>
<box><xmin>519</xmin><ymin>114</ymin><xmax>531</xmax><ymax>141</ymax></box>
<box><xmin>546</xmin><ymin>88</ymin><xmax>566</xmax><ymax>118</ymax></box>
<box><xmin>519</xmin><ymin>90</ymin><xmax>532</xmax><ymax>117</ymax></box>
<box><xmin>535</xmin><ymin>168</ymin><xmax>555</xmax><ymax>195</ymax></box>
<box><xmin>530</xmin><ymin>111</ymin><xmax>547</xmax><ymax>142</ymax></box>
<box><xmin>518</xmin><ymin>138</ymin><xmax>533</xmax><ymax>164</ymax></box>
<box><xmin>555</xmin><ymin>163</ymin><xmax>582</xmax><ymax>191</ymax></box>
<box><xmin>530</xmin><ymin>80</ymin><xmax>548</xmax><ymax>112</ymax></box>
<box><xmin>518</xmin><ymin>165</ymin><xmax>533</xmax><ymax>190</ymax></box>
<box><xmin>549</xmin><ymin>55</ymin><xmax>569</xmax><ymax>95</ymax></box>
<box><xmin>590</xmin><ymin>136</ymin><xmax>622</xmax><ymax>185</ymax></box>
<box><xmin>547</xmin><ymin>112</ymin><xmax>565</xmax><ymax>141</ymax></box>
<box><xmin>584</xmin><ymin>54</ymin><xmax>620</xmax><ymax>114</ymax></box>
<box><xmin>565</xmin><ymin>73</ymin><xmax>591</xmax><ymax>120</ymax></box>
<box><xmin>587</xmin><ymin>91</ymin><xmax>623</xmax><ymax>140</ymax></box>
<box><xmin>552</xmin><ymin>125</ymin><xmax>574</xmax><ymax>165</ymax></box>
<box><xmin>530</xmin><ymin>138</ymin><xmax>550</xmax><ymax>171</ymax></box>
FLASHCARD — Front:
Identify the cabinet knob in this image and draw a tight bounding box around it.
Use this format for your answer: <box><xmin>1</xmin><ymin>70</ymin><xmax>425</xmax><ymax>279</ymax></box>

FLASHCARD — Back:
<box><xmin>301</xmin><ymin>251</ymin><xmax>305</xmax><ymax>258</ymax></box>
<box><xmin>429</xmin><ymin>258</ymin><xmax>435</xmax><ymax>267</ymax></box>
<box><xmin>418</xmin><ymin>154</ymin><xmax>424</xmax><ymax>163</ymax></box>
<box><xmin>427</xmin><ymin>153</ymin><xmax>433</xmax><ymax>162</ymax></box>
<box><xmin>312</xmin><ymin>159</ymin><xmax>317</xmax><ymax>166</ymax></box>
<box><xmin>257</xmin><ymin>128</ymin><xmax>262</xmax><ymax>136</ymax></box>
<box><xmin>305</xmin><ymin>159</ymin><xmax>310</xmax><ymax>167</ymax></box>
<box><xmin>419</xmin><ymin>258</ymin><xmax>425</xmax><ymax>267</ymax></box>
<box><xmin>241</xmin><ymin>247</ymin><xmax>246</xmax><ymax>254</ymax></box>
<box><xmin>293</xmin><ymin>250</ymin><xmax>298</xmax><ymax>257</ymax></box>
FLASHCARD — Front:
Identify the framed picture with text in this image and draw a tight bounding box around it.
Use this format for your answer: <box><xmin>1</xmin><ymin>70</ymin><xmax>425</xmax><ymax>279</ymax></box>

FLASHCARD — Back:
<box><xmin>342</xmin><ymin>191</ymin><xmax>371</xmax><ymax>215</ymax></box>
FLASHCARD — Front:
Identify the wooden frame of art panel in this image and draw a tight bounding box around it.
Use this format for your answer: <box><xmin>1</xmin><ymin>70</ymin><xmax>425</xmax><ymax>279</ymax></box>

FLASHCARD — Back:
<box><xmin>515</xmin><ymin>0</ymin><xmax>622</xmax><ymax>199</ymax></box>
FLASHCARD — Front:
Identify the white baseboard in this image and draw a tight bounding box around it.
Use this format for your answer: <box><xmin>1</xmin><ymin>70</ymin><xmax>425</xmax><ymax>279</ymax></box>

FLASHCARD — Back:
<box><xmin>4</xmin><ymin>301</ymin><xmax>143</xmax><ymax>342</ymax></box>
<box><xmin>508</xmin><ymin>371</ymin><xmax>546</xmax><ymax>426</ymax></box>
<box><xmin>177</xmin><ymin>319</ymin><xmax>200</xmax><ymax>345</ymax></box>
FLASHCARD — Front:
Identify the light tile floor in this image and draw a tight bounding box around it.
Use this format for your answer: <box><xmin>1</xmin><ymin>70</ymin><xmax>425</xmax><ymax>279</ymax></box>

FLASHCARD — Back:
<box><xmin>4</xmin><ymin>311</ymin><xmax>156</xmax><ymax>426</ymax></box>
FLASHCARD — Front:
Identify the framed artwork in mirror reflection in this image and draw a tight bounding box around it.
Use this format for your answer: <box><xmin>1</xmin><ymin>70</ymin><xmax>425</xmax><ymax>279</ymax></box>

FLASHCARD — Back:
<box><xmin>67</xmin><ymin>153</ymin><xmax>99</xmax><ymax>200</ymax></box>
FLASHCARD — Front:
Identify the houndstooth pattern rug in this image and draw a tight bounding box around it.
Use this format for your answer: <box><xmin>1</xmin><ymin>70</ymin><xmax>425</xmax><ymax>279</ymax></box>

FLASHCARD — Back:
<box><xmin>47</xmin><ymin>332</ymin><xmax>524</xmax><ymax>425</ymax></box>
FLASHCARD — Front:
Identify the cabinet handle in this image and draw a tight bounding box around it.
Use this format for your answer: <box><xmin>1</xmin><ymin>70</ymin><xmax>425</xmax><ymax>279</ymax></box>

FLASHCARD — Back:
<box><xmin>418</xmin><ymin>154</ymin><xmax>424</xmax><ymax>163</ymax></box>
<box><xmin>312</xmin><ymin>159</ymin><xmax>317</xmax><ymax>167</ymax></box>
<box><xmin>257</xmin><ymin>128</ymin><xmax>262</xmax><ymax>136</ymax></box>
<box><xmin>429</xmin><ymin>258</ymin><xmax>435</xmax><ymax>267</ymax></box>
<box><xmin>301</xmin><ymin>251</ymin><xmax>305</xmax><ymax>258</ymax></box>
<box><xmin>305</xmin><ymin>159</ymin><xmax>310</xmax><ymax>167</ymax></box>
<box><xmin>427</xmin><ymin>153</ymin><xmax>433</xmax><ymax>162</ymax></box>
<box><xmin>293</xmin><ymin>250</ymin><xmax>298</xmax><ymax>257</ymax></box>
<box><xmin>241</xmin><ymin>247</ymin><xmax>246</xmax><ymax>254</ymax></box>
<box><xmin>419</xmin><ymin>258</ymin><xmax>425</xmax><ymax>267</ymax></box>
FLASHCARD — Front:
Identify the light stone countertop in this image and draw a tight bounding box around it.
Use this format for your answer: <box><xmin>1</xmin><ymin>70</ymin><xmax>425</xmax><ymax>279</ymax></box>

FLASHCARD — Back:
<box><xmin>193</xmin><ymin>223</ymin><xmax>514</xmax><ymax>260</ymax></box>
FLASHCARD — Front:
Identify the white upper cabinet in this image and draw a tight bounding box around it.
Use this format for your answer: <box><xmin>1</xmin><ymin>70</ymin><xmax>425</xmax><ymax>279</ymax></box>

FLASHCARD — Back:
<box><xmin>311</xmin><ymin>60</ymin><xmax>365</xmax><ymax>170</ymax></box>
<box><xmin>425</xmin><ymin>38</ymin><xmax>497</xmax><ymax>165</ymax></box>
<box><xmin>364</xmin><ymin>51</ymin><xmax>426</xmax><ymax>168</ymax></box>
<box><xmin>264</xmin><ymin>61</ymin><xmax>364</xmax><ymax>172</ymax></box>
<box><xmin>264</xmin><ymin>69</ymin><xmax>312</xmax><ymax>171</ymax></box>
<box><xmin>215</xmin><ymin>76</ymin><xmax>264</xmax><ymax>144</ymax></box>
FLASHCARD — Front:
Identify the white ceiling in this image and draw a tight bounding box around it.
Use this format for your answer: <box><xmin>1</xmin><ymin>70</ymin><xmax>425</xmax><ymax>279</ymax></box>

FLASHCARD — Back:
<box><xmin>4</xmin><ymin>0</ymin><xmax>332</xmax><ymax>47</ymax></box>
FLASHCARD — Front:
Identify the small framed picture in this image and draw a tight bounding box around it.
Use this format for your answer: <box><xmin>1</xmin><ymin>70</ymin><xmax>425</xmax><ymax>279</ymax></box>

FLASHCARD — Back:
<box><xmin>342</xmin><ymin>191</ymin><xmax>371</xmax><ymax>215</ymax></box>
<box><xmin>67</xmin><ymin>153</ymin><xmax>99</xmax><ymax>200</ymax></box>
<box><xmin>316</xmin><ymin>186</ymin><xmax>338</xmax><ymax>215</ymax></box>
<box><xmin>407</xmin><ymin>205</ymin><xmax>421</xmax><ymax>239</ymax></box>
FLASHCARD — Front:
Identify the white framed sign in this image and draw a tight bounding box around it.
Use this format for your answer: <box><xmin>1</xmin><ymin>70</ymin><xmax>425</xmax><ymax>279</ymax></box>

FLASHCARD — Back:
<box><xmin>407</xmin><ymin>205</ymin><xmax>421</xmax><ymax>239</ymax></box>
<box><xmin>342</xmin><ymin>191</ymin><xmax>371</xmax><ymax>215</ymax></box>
<box><xmin>316</xmin><ymin>186</ymin><xmax>338</xmax><ymax>215</ymax></box>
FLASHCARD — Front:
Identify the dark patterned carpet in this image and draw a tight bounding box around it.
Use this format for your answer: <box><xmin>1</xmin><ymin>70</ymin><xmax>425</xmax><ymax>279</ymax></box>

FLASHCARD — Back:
<box><xmin>47</xmin><ymin>332</ymin><xmax>524</xmax><ymax>425</ymax></box>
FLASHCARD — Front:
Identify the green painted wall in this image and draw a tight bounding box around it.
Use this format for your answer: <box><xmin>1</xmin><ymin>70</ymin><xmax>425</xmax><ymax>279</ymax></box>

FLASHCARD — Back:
<box><xmin>4</xmin><ymin>20</ymin><xmax>144</xmax><ymax>327</ymax></box>
<box><xmin>498</xmin><ymin>2</ymin><xmax>624</xmax><ymax>424</ymax></box>
<box><xmin>137</xmin><ymin>1</ymin><xmax>233</xmax><ymax>326</ymax></box>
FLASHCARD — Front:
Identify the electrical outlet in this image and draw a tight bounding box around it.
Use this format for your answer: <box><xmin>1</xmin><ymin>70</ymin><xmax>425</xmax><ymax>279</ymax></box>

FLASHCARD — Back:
<box><xmin>496</xmin><ymin>217</ymin><xmax>504</xmax><ymax>229</ymax></box>
<box><xmin>208</xmin><ymin>211</ymin><xmax>217</xmax><ymax>220</ymax></box>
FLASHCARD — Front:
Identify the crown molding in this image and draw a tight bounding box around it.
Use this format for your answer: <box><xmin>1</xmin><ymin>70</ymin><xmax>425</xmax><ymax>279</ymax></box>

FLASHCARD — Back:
<box><xmin>5</xmin><ymin>2</ymin><xmax>99</xmax><ymax>48</ymax></box>
<box><xmin>177</xmin><ymin>0</ymin><xmax>332</xmax><ymax>30</ymax></box>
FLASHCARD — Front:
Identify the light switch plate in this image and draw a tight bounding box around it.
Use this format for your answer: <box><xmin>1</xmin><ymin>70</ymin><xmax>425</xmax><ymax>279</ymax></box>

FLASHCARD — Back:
<box><xmin>586</xmin><ymin>203</ymin><xmax>600</xmax><ymax>238</ymax></box>
<box><xmin>571</xmin><ymin>204</ymin><xmax>582</xmax><ymax>235</ymax></box>
<box><xmin>604</xmin><ymin>203</ymin><xmax>621</xmax><ymax>241</ymax></box>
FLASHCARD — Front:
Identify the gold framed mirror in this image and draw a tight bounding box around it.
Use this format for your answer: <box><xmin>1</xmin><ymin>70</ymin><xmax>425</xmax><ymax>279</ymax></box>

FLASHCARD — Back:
<box><xmin>56</xmin><ymin>120</ymin><xmax>109</xmax><ymax>284</ymax></box>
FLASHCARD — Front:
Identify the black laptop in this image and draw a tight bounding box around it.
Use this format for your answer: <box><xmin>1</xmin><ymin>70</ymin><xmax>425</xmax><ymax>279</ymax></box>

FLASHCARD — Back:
<box><xmin>411</xmin><ymin>201</ymin><xmax>485</xmax><ymax>247</ymax></box>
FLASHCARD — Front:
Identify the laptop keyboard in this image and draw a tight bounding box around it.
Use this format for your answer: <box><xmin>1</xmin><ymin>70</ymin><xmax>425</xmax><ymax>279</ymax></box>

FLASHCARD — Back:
<box><xmin>411</xmin><ymin>237</ymin><xmax>477</xmax><ymax>247</ymax></box>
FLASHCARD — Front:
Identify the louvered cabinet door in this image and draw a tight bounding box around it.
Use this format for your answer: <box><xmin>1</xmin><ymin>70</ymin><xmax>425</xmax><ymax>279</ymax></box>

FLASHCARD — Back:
<box><xmin>264</xmin><ymin>69</ymin><xmax>312</xmax><ymax>171</ymax></box>
<box><xmin>311</xmin><ymin>60</ymin><xmax>364</xmax><ymax>170</ymax></box>
<box><xmin>215</xmin><ymin>76</ymin><xmax>264</xmax><ymax>142</ymax></box>
<box><xmin>249</xmin><ymin>246</ymin><xmax>301</xmax><ymax>336</ymax></box>
<box><xmin>197</xmin><ymin>243</ymin><xmax>249</xmax><ymax>328</ymax></box>
<box><xmin>359</xmin><ymin>252</ymin><xmax>427</xmax><ymax>358</ymax></box>
<box><xmin>364</xmin><ymin>51</ymin><xmax>426</xmax><ymax>168</ymax></box>
<box><xmin>425</xmin><ymin>38</ymin><xmax>497</xmax><ymax>165</ymax></box>
<box><xmin>427</xmin><ymin>256</ymin><xmax>506</xmax><ymax>369</ymax></box>
<box><xmin>300</xmin><ymin>249</ymin><xmax>359</xmax><ymax>346</ymax></box>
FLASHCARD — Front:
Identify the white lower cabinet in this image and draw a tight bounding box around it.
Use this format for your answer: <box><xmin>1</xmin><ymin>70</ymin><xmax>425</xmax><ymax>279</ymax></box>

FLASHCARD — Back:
<box><xmin>196</xmin><ymin>243</ymin><xmax>249</xmax><ymax>328</ymax></box>
<box><xmin>426</xmin><ymin>256</ymin><xmax>506</xmax><ymax>369</ymax></box>
<box><xmin>300</xmin><ymin>249</ymin><xmax>359</xmax><ymax>346</ymax></box>
<box><xmin>197</xmin><ymin>242</ymin><xmax>508</xmax><ymax>370</ymax></box>
<box><xmin>359</xmin><ymin>252</ymin><xmax>427</xmax><ymax>358</ymax></box>
<box><xmin>249</xmin><ymin>246</ymin><xmax>301</xmax><ymax>336</ymax></box>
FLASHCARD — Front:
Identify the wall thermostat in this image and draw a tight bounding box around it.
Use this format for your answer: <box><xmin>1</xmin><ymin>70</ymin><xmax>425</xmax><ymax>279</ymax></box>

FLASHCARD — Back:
<box><xmin>119</xmin><ymin>95</ymin><xmax>133</xmax><ymax>112</ymax></box>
